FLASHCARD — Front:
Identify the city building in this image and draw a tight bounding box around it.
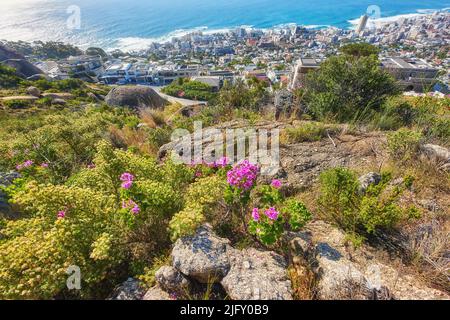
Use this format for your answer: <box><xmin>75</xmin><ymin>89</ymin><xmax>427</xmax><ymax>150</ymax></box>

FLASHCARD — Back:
<box><xmin>290</xmin><ymin>57</ymin><xmax>321</xmax><ymax>89</ymax></box>
<box><xmin>356</xmin><ymin>14</ymin><xmax>369</xmax><ymax>34</ymax></box>
<box><xmin>380</xmin><ymin>57</ymin><xmax>439</xmax><ymax>92</ymax></box>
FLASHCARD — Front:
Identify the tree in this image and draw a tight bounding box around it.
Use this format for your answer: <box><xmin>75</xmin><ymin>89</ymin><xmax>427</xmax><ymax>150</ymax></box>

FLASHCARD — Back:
<box><xmin>303</xmin><ymin>54</ymin><xmax>399</xmax><ymax>122</ymax></box>
<box><xmin>218</xmin><ymin>78</ymin><xmax>268</xmax><ymax>110</ymax></box>
<box><xmin>0</xmin><ymin>65</ymin><xmax>22</xmax><ymax>88</ymax></box>
<box><xmin>340</xmin><ymin>43</ymin><xmax>380</xmax><ymax>58</ymax></box>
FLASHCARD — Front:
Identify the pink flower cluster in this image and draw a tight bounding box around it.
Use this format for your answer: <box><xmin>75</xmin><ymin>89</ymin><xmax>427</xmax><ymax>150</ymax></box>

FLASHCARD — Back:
<box><xmin>189</xmin><ymin>157</ymin><xmax>230</xmax><ymax>169</ymax></box>
<box><xmin>215</xmin><ymin>157</ymin><xmax>229</xmax><ymax>168</ymax></box>
<box><xmin>251</xmin><ymin>207</ymin><xmax>280</xmax><ymax>222</ymax></box>
<box><xmin>120</xmin><ymin>172</ymin><xmax>135</xmax><ymax>189</ymax></box>
<box><xmin>252</xmin><ymin>208</ymin><xmax>260</xmax><ymax>221</ymax></box>
<box><xmin>57</xmin><ymin>210</ymin><xmax>66</xmax><ymax>219</ymax></box>
<box><xmin>226</xmin><ymin>160</ymin><xmax>259</xmax><ymax>190</ymax></box>
<box><xmin>122</xmin><ymin>199</ymin><xmax>140</xmax><ymax>215</ymax></box>
<box><xmin>264</xmin><ymin>207</ymin><xmax>280</xmax><ymax>221</ymax></box>
<box><xmin>16</xmin><ymin>160</ymin><xmax>34</xmax><ymax>171</ymax></box>
<box><xmin>271</xmin><ymin>179</ymin><xmax>282</xmax><ymax>189</ymax></box>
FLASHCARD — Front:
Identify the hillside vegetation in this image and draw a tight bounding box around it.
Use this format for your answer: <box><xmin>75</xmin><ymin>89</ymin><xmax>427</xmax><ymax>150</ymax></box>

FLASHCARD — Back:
<box><xmin>0</xmin><ymin>44</ymin><xmax>448</xmax><ymax>300</ymax></box>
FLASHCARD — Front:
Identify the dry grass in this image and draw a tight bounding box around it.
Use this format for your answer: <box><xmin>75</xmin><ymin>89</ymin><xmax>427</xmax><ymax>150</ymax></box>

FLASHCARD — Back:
<box><xmin>108</xmin><ymin>125</ymin><xmax>159</xmax><ymax>155</ymax></box>
<box><xmin>139</xmin><ymin>109</ymin><xmax>158</xmax><ymax>129</ymax></box>
<box><xmin>288</xmin><ymin>257</ymin><xmax>317</xmax><ymax>300</ymax></box>
<box><xmin>409</xmin><ymin>218</ymin><xmax>450</xmax><ymax>293</ymax></box>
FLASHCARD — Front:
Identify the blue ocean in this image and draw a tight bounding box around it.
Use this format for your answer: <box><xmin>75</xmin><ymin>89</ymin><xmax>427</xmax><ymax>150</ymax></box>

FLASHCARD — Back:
<box><xmin>1</xmin><ymin>0</ymin><xmax>449</xmax><ymax>51</ymax></box>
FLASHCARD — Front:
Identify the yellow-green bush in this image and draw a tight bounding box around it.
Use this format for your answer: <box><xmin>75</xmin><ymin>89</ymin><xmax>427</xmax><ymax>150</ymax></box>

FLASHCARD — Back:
<box><xmin>281</xmin><ymin>122</ymin><xmax>339</xmax><ymax>144</ymax></box>
<box><xmin>0</xmin><ymin>183</ymin><xmax>123</xmax><ymax>299</ymax></box>
<box><xmin>387</xmin><ymin>128</ymin><xmax>423</xmax><ymax>163</ymax></box>
<box><xmin>0</xmin><ymin>140</ymin><xmax>198</xmax><ymax>299</ymax></box>
<box><xmin>318</xmin><ymin>167</ymin><xmax>420</xmax><ymax>242</ymax></box>
<box><xmin>168</xmin><ymin>175</ymin><xmax>227</xmax><ymax>241</ymax></box>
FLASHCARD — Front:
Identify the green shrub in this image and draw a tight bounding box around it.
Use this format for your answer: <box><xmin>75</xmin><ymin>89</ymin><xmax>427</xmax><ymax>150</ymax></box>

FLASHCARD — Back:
<box><xmin>0</xmin><ymin>183</ymin><xmax>124</xmax><ymax>299</ymax></box>
<box><xmin>387</xmin><ymin>128</ymin><xmax>423</xmax><ymax>163</ymax></box>
<box><xmin>168</xmin><ymin>175</ymin><xmax>227</xmax><ymax>241</ymax></box>
<box><xmin>303</xmin><ymin>55</ymin><xmax>399</xmax><ymax>123</ymax></box>
<box><xmin>0</xmin><ymin>65</ymin><xmax>23</xmax><ymax>88</ymax></box>
<box><xmin>2</xmin><ymin>99</ymin><xmax>32</xmax><ymax>109</ymax></box>
<box><xmin>162</xmin><ymin>79</ymin><xmax>217</xmax><ymax>102</ymax></box>
<box><xmin>0</xmin><ymin>109</ymin><xmax>137</xmax><ymax>183</ymax></box>
<box><xmin>284</xmin><ymin>199</ymin><xmax>313</xmax><ymax>231</ymax></box>
<box><xmin>318</xmin><ymin>167</ymin><xmax>419</xmax><ymax>240</ymax></box>
<box><xmin>282</xmin><ymin>122</ymin><xmax>339</xmax><ymax>143</ymax></box>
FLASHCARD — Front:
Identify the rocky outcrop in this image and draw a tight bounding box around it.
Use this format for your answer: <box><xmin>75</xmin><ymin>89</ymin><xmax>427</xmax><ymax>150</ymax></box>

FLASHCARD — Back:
<box><xmin>142</xmin><ymin>286</ymin><xmax>172</xmax><ymax>300</ymax></box>
<box><xmin>1</xmin><ymin>59</ymin><xmax>43</xmax><ymax>79</ymax></box>
<box><xmin>172</xmin><ymin>224</ymin><xmax>231</xmax><ymax>283</ymax></box>
<box><xmin>110</xmin><ymin>278</ymin><xmax>146</xmax><ymax>300</ymax></box>
<box><xmin>288</xmin><ymin>221</ymin><xmax>449</xmax><ymax>300</ymax></box>
<box><xmin>41</xmin><ymin>92</ymin><xmax>74</xmax><ymax>100</ymax></box>
<box><xmin>170</xmin><ymin>224</ymin><xmax>293</xmax><ymax>300</ymax></box>
<box><xmin>358</xmin><ymin>172</ymin><xmax>382</xmax><ymax>194</ymax></box>
<box><xmin>51</xmin><ymin>99</ymin><xmax>67</xmax><ymax>106</ymax></box>
<box><xmin>155</xmin><ymin>266</ymin><xmax>191</xmax><ymax>294</ymax></box>
<box><xmin>420</xmin><ymin>144</ymin><xmax>450</xmax><ymax>170</ymax></box>
<box><xmin>26</xmin><ymin>86</ymin><xmax>41</xmax><ymax>97</ymax></box>
<box><xmin>274</xmin><ymin>89</ymin><xmax>294</xmax><ymax>120</ymax></box>
<box><xmin>0</xmin><ymin>44</ymin><xmax>44</xmax><ymax>78</ymax></box>
<box><xmin>221</xmin><ymin>248</ymin><xmax>292</xmax><ymax>300</ymax></box>
<box><xmin>1</xmin><ymin>96</ymin><xmax>39</xmax><ymax>103</ymax></box>
<box><xmin>105</xmin><ymin>86</ymin><xmax>168</xmax><ymax>110</ymax></box>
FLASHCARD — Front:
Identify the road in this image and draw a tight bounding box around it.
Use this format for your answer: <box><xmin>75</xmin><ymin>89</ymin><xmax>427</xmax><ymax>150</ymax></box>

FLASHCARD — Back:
<box><xmin>150</xmin><ymin>86</ymin><xmax>207</xmax><ymax>107</ymax></box>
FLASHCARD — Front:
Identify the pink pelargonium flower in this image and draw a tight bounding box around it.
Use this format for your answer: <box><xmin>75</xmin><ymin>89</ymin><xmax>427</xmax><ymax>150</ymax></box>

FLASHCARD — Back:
<box><xmin>121</xmin><ymin>180</ymin><xmax>133</xmax><ymax>189</ymax></box>
<box><xmin>251</xmin><ymin>208</ymin><xmax>260</xmax><ymax>222</ymax></box>
<box><xmin>264</xmin><ymin>207</ymin><xmax>280</xmax><ymax>221</ymax></box>
<box><xmin>122</xmin><ymin>200</ymin><xmax>140</xmax><ymax>215</ymax></box>
<box><xmin>271</xmin><ymin>179</ymin><xmax>282</xmax><ymax>189</ymax></box>
<box><xmin>131</xmin><ymin>204</ymin><xmax>140</xmax><ymax>215</ymax></box>
<box><xmin>216</xmin><ymin>157</ymin><xmax>229</xmax><ymax>168</ymax></box>
<box><xmin>226</xmin><ymin>160</ymin><xmax>259</xmax><ymax>191</ymax></box>
<box><xmin>16</xmin><ymin>160</ymin><xmax>34</xmax><ymax>171</ymax></box>
<box><xmin>57</xmin><ymin>210</ymin><xmax>66</xmax><ymax>219</ymax></box>
<box><xmin>120</xmin><ymin>172</ymin><xmax>135</xmax><ymax>182</ymax></box>
<box><xmin>23</xmin><ymin>160</ymin><xmax>34</xmax><ymax>167</ymax></box>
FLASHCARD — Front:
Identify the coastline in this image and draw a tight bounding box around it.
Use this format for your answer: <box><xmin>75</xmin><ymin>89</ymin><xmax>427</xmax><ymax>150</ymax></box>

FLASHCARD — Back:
<box><xmin>1</xmin><ymin>6</ymin><xmax>449</xmax><ymax>53</ymax></box>
<box><xmin>112</xmin><ymin>7</ymin><xmax>450</xmax><ymax>52</ymax></box>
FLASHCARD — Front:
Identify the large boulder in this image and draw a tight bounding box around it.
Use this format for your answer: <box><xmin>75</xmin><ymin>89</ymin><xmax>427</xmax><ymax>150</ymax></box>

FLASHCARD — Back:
<box><xmin>26</xmin><ymin>86</ymin><xmax>41</xmax><ymax>97</ymax></box>
<box><xmin>143</xmin><ymin>286</ymin><xmax>172</xmax><ymax>300</ymax></box>
<box><xmin>155</xmin><ymin>266</ymin><xmax>192</xmax><ymax>294</ymax></box>
<box><xmin>171</xmin><ymin>224</ymin><xmax>293</xmax><ymax>300</ymax></box>
<box><xmin>288</xmin><ymin>221</ymin><xmax>449</xmax><ymax>300</ymax></box>
<box><xmin>420</xmin><ymin>144</ymin><xmax>450</xmax><ymax>167</ymax></box>
<box><xmin>41</xmin><ymin>92</ymin><xmax>74</xmax><ymax>100</ymax></box>
<box><xmin>105</xmin><ymin>86</ymin><xmax>168</xmax><ymax>110</ymax></box>
<box><xmin>172</xmin><ymin>224</ymin><xmax>231</xmax><ymax>283</ymax></box>
<box><xmin>221</xmin><ymin>248</ymin><xmax>293</xmax><ymax>300</ymax></box>
<box><xmin>1</xmin><ymin>59</ymin><xmax>43</xmax><ymax>79</ymax></box>
<box><xmin>0</xmin><ymin>44</ymin><xmax>44</xmax><ymax>78</ymax></box>
<box><xmin>109</xmin><ymin>278</ymin><xmax>146</xmax><ymax>300</ymax></box>
<box><xmin>358</xmin><ymin>172</ymin><xmax>382</xmax><ymax>194</ymax></box>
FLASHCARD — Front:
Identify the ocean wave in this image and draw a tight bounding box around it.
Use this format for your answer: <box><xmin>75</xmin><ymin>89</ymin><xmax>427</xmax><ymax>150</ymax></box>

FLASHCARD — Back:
<box><xmin>112</xmin><ymin>23</ymin><xmax>330</xmax><ymax>52</ymax></box>
<box><xmin>348</xmin><ymin>7</ymin><xmax>450</xmax><ymax>27</ymax></box>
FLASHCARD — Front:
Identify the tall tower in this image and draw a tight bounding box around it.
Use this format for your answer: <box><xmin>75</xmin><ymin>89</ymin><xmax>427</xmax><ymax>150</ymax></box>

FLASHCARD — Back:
<box><xmin>356</xmin><ymin>14</ymin><xmax>369</xmax><ymax>34</ymax></box>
